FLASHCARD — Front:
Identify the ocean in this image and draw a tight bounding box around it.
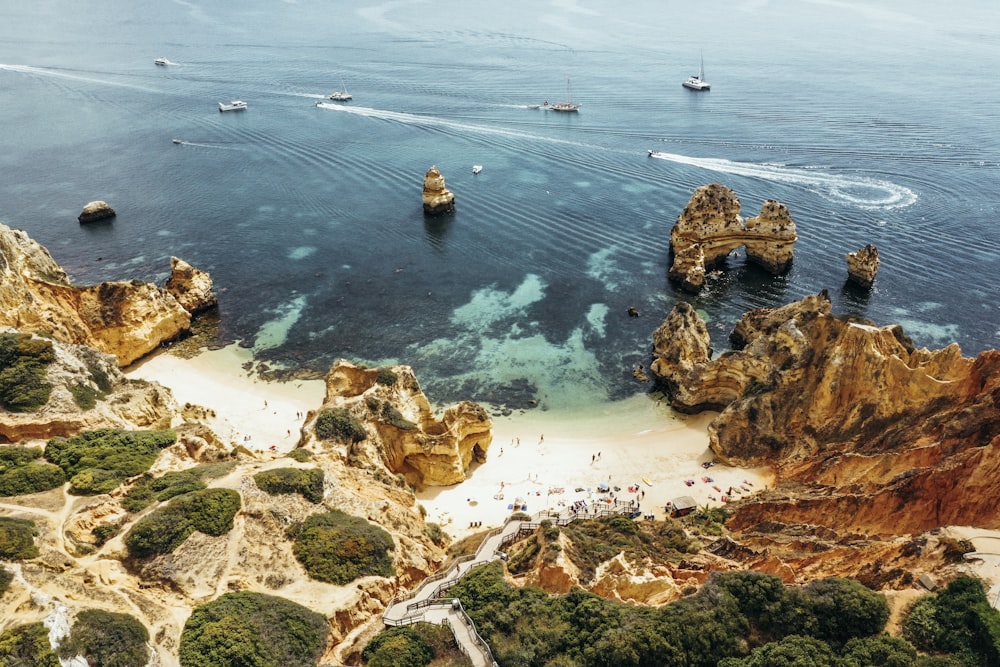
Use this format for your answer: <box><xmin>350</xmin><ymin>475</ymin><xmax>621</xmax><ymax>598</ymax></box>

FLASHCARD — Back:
<box><xmin>2</xmin><ymin>0</ymin><xmax>999</xmax><ymax>411</ymax></box>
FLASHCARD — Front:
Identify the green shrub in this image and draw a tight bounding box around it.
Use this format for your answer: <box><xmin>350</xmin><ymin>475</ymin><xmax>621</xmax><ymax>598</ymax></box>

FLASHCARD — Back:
<box><xmin>287</xmin><ymin>448</ymin><xmax>312</xmax><ymax>463</ymax></box>
<box><xmin>121</xmin><ymin>470</ymin><xmax>207</xmax><ymax>513</ymax></box>
<box><xmin>902</xmin><ymin>576</ymin><xmax>1000</xmax><ymax>665</ymax></box>
<box><xmin>124</xmin><ymin>488</ymin><xmax>241</xmax><ymax>558</ymax></box>
<box><xmin>315</xmin><ymin>408</ymin><xmax>366</xmax><ymax>442</ymax></box>
<box><xmin>58</xmin><ymin>609</ymin><xmax>149</xmax><ymax>667</ymax></box>
<box><xmin>92</xmin><ymin>521</ymin><xmax>123</xmax><ymax>547</ymax></box>
<box><xmin>361</xmin><ymin>626</ymin><xmax>432</xmax><ymax>667</ymax></box>
<box><xmin>254</xmin><ymin>468</ymin><xmax>324</xmax><ymax>504</ymax></box>
<box><xmin>68</xmin><ymin>382</ymin><xmax>102</xmax><ymax>410</ymax></box>
<box><xmin>45</xmin><ymin>428</ymin><xmax>177</xmax><ymax>495</ymax></box>
<box><xmin>0</xmin><ymin>446</ymin><xmax>66</xmax><ymax>496</ymax></box>
<box><xmin>0</xmin><ymin>517</ymin><xmax>39</xmax><ymax>560</ymax></box>
<box><xmin>179</xmin><ymin>591</ymin><xmax>328</xmax><ymax>667</ymax></box>
<box><xmin>0</xmin><ymin>566</ymin><xmax>12</xmax><ymax>596</ymax></box>
<box><xmin>424</xmin><ymin>522</ymin><xmax>449</xmax><ymax>547</ymax></box>
<box><xmin>366</xmin><ymin>397</ymin><xmax>417</xmax><ymax>431</ymax></box>
<box><xmin>292</xmin><ymin>510</ymin><xmax>394</xmax><ymax>584</ymax></box>
<box><xmin>375</xmin><ymin>367</ymin><xmax>399</xmax><ymax>387</ymax></box>
<box><xmin>0</xmin><ymin>333</ymin><xmax>55</xmax><ymax>413</ymax></box>
<box><xmin>0</xmin><ymin>621</ymin><xmax>60</xmax><ymax>666</ymax></box>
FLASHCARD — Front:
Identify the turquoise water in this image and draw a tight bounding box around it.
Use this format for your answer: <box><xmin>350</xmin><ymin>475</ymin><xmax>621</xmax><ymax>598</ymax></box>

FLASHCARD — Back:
<box><xmin>2</xmin><ymin>1</ymin><xmax>999</xmax><ymax>409</ymax></box>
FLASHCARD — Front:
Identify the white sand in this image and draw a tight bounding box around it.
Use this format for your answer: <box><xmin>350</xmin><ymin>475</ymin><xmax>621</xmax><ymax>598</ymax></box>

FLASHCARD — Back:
<box><xmin>126</xmin><ymin>345</ymin><xmax>774</xmax><ymax>540</ymax></box>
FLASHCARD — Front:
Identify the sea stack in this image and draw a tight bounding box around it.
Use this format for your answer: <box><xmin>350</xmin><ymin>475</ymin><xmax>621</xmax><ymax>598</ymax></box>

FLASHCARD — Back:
<box><xmin>422</xmin><ymin>166</ymin><xmax>455</xmax><ymax>215</ymax></box>
<box><xmin>668</xmin><ymin>184</ymin><xmax>797</xmax><ymax>293</ymax></box>
<box><xmin>845</xmin><ymin>244</ymin><xmax>880</xmax><ymax>289</ymax></box>
<box><xmin>78</xmin><ymin>200</ymin><xmax>116</xmax><ymax>223</ymax></box>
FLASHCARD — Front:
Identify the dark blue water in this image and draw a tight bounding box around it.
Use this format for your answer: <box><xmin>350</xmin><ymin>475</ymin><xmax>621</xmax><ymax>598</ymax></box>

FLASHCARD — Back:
<box><xmin>2</xmin><ymin>1</ymin><xmax>999</xmax><ymax>410</ymax></box>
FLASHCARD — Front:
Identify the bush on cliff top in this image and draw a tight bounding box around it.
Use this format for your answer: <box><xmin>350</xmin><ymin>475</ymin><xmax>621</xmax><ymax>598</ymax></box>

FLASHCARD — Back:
<box><xmin>179</xmin><ymin>591</ymin><xmax>328</xmax><ymax>667</ymax></box>
<box><xmin>253</xmin><ymin>467</ymin><xmax>324</xmax><ymax>504</ymax></box>
<box><xmin>0</xmin><ymin>565</ymin><xmax>13</xmax><ymax>596</ymax></box>
<box><xmin>0</xmin><ymin>516</ymin><xmax>39</xmax><ymax>560</ymax></box>
<box><xmin>45</xmin><ymin>428</ymin><xmax>177</xmax><ymax>495</ymax></box>
<box><xmin>291</xmin><ymin>509</ymin><xmax>394</xmax><ymax>584</ymax></box>
<box><xmin>124</xmin><ymin>488</ymin><xmax>240</xmax><ymax>558</ymax></box>
<box><xmin>315</xmin><ymin>407</ymin><xmax>367</xmax><ymax>442</ymax></box>
<box><xmin>0</xmin><ymin>332</ymin><xmax>55</xmax><ymax>413</ymax></box>
<box><xmin>0</xmin><ymin>621</ymin><xmax>60</xmax><ymax>666</ymax></box>
<box><xmin>58</xmin><ymin>609</ymin><xmax>149</xmax><ymax>667</ymax></box>
<box><xmin>0</xmin><ymin>446</ymin><xmax>65</xmax><ymax>497</ymax></box>
<box><xmin>121</xmin><ymin>470</ymin><xmax>207</xmax><ymax>513</ymax></box>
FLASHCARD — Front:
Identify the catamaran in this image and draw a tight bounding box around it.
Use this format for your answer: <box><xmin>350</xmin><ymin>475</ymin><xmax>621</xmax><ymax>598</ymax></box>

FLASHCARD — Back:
<box><xmin>682</xmin><ymin>54</ymin><xmax>711</xmax><ymax>91</ymax></box>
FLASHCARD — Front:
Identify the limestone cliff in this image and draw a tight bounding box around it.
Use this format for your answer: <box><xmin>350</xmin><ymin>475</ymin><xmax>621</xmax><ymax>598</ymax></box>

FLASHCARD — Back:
<box><xmin>650</xmin><ymin>291</ymin><xmax>1000</xmax><ymax>535</ymax></box>
<box><xmin>0</xmin><ymin>223</ymin><xmax>215</xmax><ymax>366</ymax></box>
<box><xmin>669</xmin><ymin>184</ymin><xmax>797</xmax><ymax>292</ymax></box>
<box><xmin>421</xmin><ymin>165</ymin><xmax>455</xmax><ymax>215</ymax></box>
<box><xmin>301</xmin><ymin>360</ymin><xmax>492</xmax><ymax>487</ymax></box>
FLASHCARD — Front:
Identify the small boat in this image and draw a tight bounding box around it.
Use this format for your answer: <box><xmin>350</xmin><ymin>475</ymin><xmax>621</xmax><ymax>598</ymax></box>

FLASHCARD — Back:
<box><xmin>154</xmin><ymin>58</ymin><xmax>168</xmax><ymax>66</ymax></box>
<box><xmin>682</xmin><ymin>53</ymin><xmax>711</xmax><ymax>91</ymax></box>
<box><xmin>472</xmin><ymin>165</ymin><xmax>483</xmax><ymax>174</ymax></box>
<box><xmin>544</xmin><ymin>76</ymin><xmax>580</xmax><ymax>112</ymax></box>
<box><xmin>172</xmin><ymin>139</ymin><xmax>183</xmax><ymax>144</ymax></box>
<box><xmin>218</xmin><ymin>100</ymin><xmax>247</xmax><ymax>112</ymax></box>
<box><xmin>328</xmin><ymin>77</ymin><xmax>352</xmax><ymax>101</ymax></box>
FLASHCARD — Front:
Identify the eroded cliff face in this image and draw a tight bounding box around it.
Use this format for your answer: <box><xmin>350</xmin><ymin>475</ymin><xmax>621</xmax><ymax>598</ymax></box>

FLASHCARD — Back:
<box><xmin>650</xmin><ymin>291</ymin><xmax>1000</xmax><ymax>535</ymax></box>
<box><xmin>301</xmin><ymin>360</ymin><xmax>493</xmax><ymax>487</ymax></box>
<box><xmin>0</xmin><ymin>223</ymin><xmax>215</xmax><ymax>366</ymax></box>
<box><xmin>668</xmin><ymin>184</ymin><xmax>797</xmax><ymax>292</ymax></box>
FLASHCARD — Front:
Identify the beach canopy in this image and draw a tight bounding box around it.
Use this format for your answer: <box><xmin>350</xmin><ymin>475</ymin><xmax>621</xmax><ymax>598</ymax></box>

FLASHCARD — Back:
<box><xmin>672</xmin><ymin>495</ymin><xmax>698</xmax><ymax>512</ymax></box>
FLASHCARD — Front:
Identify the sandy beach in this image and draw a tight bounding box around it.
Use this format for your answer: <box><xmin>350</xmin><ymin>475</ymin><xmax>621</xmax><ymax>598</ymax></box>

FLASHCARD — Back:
<box><xmin>126</xmin><ymin>345</ymin><xmax>774</xmax><ymax>540</ymax></box>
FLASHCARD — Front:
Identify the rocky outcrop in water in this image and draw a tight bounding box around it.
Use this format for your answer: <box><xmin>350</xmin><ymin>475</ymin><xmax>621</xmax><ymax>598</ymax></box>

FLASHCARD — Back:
<box><xmin>421</xmin><ymin>165</ymin><xmax>455</xmax><ymax>215</ymax></box>
<box><xmin>668</xmin><ymin>184</ymin><xmax>797</xmax><ymax>292</ymax></box>
<box><xmin>164</xmin><ymin>256</ymin><xmax>218</xmax><ymax>314</ymax></box>
<box><xmin>649</xmin><ymin>291</ymin><xmax>1000</xmax><ymax>535</ymax></box>
<box><xmin>0</xmin><ymin>223</ymin><xmax>215</xmax><ymax>366</ymax></box>
<box><xmin>78</xmin><ymin>200</ymin><xmax>116</xmax><ymax>223</ymax></box>
<box><xmin>846</xmin><ymin>244</ymin><xmax>880</xmax><ymax>289</ymax></box>
<box><xmin>302</xmin><ymin>360</ymin><xmax>492</xmax><ymax>487</ymax></box>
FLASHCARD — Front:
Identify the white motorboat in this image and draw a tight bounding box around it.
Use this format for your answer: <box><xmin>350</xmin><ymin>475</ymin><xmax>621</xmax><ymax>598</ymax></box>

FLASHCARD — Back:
<box><xmin>544</xmin><ymin>76</ymin><xmax>580</xmax><ymax>112</ymax></box>
<box><xmin>172</xmin><ymin>139</ymin><xmax>183</xmax><ymax>144</ymax></box>
<box><xmin>682</xmin><ymin>54</ymin><xmax>711</xmax><ymax>91</ymax></box>
<box><xmin>154</xmin><ymin>58</ymin><xmax>168</xmax><ymax>66</ymax></box>
<box><xmin>219</xmin><ymin>100</ymin><xmax>248</xmax><ymax>112</ymax></box>
<box><xmin>472</xmin><ymin>165</ymin><xmax>483</xmax><ymax>174</ymax></box>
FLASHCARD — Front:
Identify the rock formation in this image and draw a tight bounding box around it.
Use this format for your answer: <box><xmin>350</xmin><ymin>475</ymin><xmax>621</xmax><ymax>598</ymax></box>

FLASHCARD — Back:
<box><xmin>0</xmin><ymin>223</ymin><xmax>215</xmax><ymax>366</ymax></box>
<box><xmin>669</xmin><ymin>184</ymin><xmax>797</xmax><ymax>292</ymax></box>
<box><xmin>301</xmin><ymin>360</ymin><xmax>492</xmax><ymax>487</ymax></box>
<box><xmin>846</xmin><ymin>243</ymin><xmax>880</xmax><ymax>289</ymax></box>
<box><xmin>164</xmin><ymin>256</ymin><xmax>218</xmax><ymax>314</ymax></box>
<box><xmin>650</xmin><ymin>291</ymin><xmax>1000</xmax><ymax>535</ymax></box>
<box><xmin>77</xmin><ymin>200</ymin><xmax>116</xmax><ymax>223</ymax></box>
<box><xmin>421</xmin><ymin>165</ymin><xmax>455</xmax><ymax>215</ymax></box>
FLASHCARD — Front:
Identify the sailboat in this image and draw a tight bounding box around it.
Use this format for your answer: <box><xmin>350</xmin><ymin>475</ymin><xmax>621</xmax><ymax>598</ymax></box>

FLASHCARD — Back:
<box><xmin>328</xmin><ymin>77</ymin><xmax>352</xmax><ymax>101</ymax></box>
<box><xmin>544</xmin><ymin>76</ymin><xmax>580</xmax><ymax>112</ymax></box>
<box><xmin>682</xmin><ymin>53</ymin><xmax>711</xmax><ymax>91</ymax></box>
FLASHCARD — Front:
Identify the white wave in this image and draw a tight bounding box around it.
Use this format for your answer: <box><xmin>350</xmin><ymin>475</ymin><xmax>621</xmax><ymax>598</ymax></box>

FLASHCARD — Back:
<box><xmin>649</xmin><ymin>151</ymin><xmax>917</xmax><ymax>210</ymax></box>
<box><xmin>0</xmin><ymin>63</ymin><xmax>160</xmax><ymax>93</ymax></box>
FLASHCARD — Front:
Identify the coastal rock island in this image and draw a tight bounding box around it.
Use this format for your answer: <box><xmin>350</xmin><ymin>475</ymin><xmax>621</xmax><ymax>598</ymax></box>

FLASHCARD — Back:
<box><xmin>77</xmin><ymin>200</ymin><xmax>116</xmax><ymax>223</ymax></box>
<box><xmin>421</xmin><ymin>165</ymin><xmax>455</xmax><ymax>215</ymax></box>
<box><xmin>0</xmin><ymin>223</ymin><xmax>214</xmax><ymax>366</ymax></box>
<box><xmin>846</xmin><ymin>243</ymin><xmax>880</xmax><ymax>288</ymax></box>
<box><xmin>669</xmin><ymin>184</ymin><xmax>797</xmax><ymax>292</ymax></box>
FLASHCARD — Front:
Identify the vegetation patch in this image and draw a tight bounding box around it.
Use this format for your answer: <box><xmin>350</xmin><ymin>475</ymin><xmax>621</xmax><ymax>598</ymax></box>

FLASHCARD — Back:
<box><xmin>45</xmin><ymin>428</ymin><xmax>177</xmax><ymax>495</ymax></box>
<box><xmin>179</xmin><ymin>590</ymin><xmax>328</xmax><ymax>667</ymax></box>
<box><xmin>58</xmin><ymin>609</ymin><xmax>149</xmax><ymax>667</ymax></box>
<box><xmin>365</xmin><ymin>397</ymin><xmax>417</xmax><ymax>431</ymax></box>
<box><xmin>0</xmin><ymin>621</ymin><xmax>59</xmax><ymax>666</ymax></box>
<box><xmin>375</xmin><ymin>367</ymin><xmax>398</xmax><ymax>387</ymax></box>
<box><xmin>0</xmin><ymin>517</ymin><xmax>39</xmax><ymax>560</ymax></box>
<box><xmin>0</xmin><ymin>446</ymin><xmax>65</xmax><ymax>496</ymax></box>
<box><xmin>0</xmin><ymin>332</ymin><xmax>55</xmax><ymax>412</ymax></box>
<box><xmin>254</xmin><ymin>467</ymin><xmax>324</xmax><ymax>503</ymax></box>
<box><xmin>121</xmin><ymin>470</ymin><xmax>207</xmax><ymax>513</ymax></box>
<box><xmin>124</xmin><ymin>488</ymin><xmax>241</xmax><ymax>558</ymax></box>
<box><xmin>287</xmin><ymin>448</ymin><xmax>312</xmax><ymax>463</ymax></box>
<box><xmin>444</xmin><ymin>563</ymin><xmax>949</xmax><ymax>667</ymax></box>
<box><xmin>903</xmin><ymin>575</ymin><xmax>1000</xmax><ymax>665</ymax></box>
<box><xmin>362</xmin><ymin>622</ymin><xmax>470</xmax><ymax>667</ymax></box>
<box><xmin>0</xmin><ymin>565</ymin><xmax>12</xmax><ymax>596</ymax></box>
<box><xmin>291</xmin><ymin>509</ymin><xmax>394</xmax><ymax>584</ymax></box>
<box><xmin>315</xmin><ymin>407</ymin><xmax>367</xmax><ymax>442</ymax></box>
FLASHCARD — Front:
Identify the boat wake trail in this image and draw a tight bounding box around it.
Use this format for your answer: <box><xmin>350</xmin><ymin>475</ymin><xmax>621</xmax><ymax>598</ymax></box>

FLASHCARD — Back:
<box><xmin>0</xmin><ymin>63</ymin><xmax>160</xmax><ymax>93</ymax></box>
<box><xmin>649</xmin><ymin>151</ymin><xmax>917</xmax><ymax>210</ymax></box>
<box><xmin>172</xmin><ymin>140</ymin><xmax>241</xmax><ymax>150</ymax></box>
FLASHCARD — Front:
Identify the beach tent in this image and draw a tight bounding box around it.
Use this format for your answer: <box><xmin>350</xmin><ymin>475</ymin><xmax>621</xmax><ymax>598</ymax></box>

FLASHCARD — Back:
<box><xmin>670</xmin><ymin>495</ymin><xmax>698</xmax><ymax>517</ymax></box>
